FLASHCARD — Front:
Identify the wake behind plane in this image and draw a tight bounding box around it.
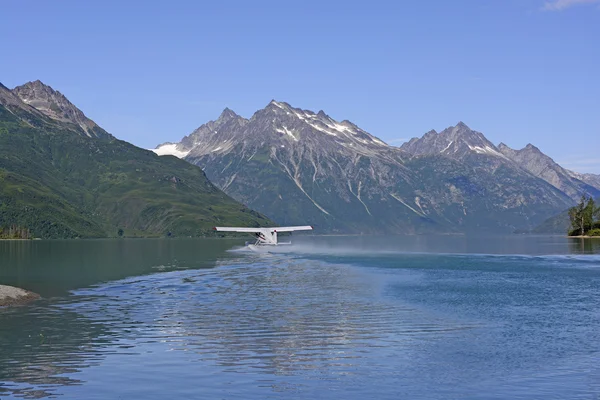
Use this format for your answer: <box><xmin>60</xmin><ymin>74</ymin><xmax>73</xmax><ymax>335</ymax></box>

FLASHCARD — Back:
<box><xmin>213</xmin><ymin>225</ymin><xmax>313</xmax><ymax>251</ymax></box>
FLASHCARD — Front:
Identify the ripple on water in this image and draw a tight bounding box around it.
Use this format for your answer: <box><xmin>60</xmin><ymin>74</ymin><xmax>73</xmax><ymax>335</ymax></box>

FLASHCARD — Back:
<box><xmin>65</xmin><ymin>255</ymin><xmax>473</xmax><ymax>374</ymax></box>
<box><xmin>2</xmin><ymin>251</ymin><xmax>599</xmax><ymax>399</ymax></box>
<box><xmin>0</xmin><ymin>254</ymin><xmax>460</xmax><ymax>399</ymax></box>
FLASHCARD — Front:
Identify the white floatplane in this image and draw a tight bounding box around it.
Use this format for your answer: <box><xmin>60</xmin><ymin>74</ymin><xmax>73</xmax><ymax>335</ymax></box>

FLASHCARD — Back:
<box><xmin>213</xmin><ymin>225</ymin><xmax>313</xmax><ymax>251</ymax></box>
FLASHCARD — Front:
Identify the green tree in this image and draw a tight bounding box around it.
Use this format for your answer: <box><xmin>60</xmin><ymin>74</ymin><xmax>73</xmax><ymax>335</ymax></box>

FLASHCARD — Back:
<box><xmin>569</xmin><ymin>196</ymin><xmax>597</xmax><ymax>236</ymax></box>
<box><xmin>584</xmin><ymin>197</ymin><xmax>596</xmax><ymax>233</ymax></box>
<box><xmin>569</xmin><ymin>196</ymin><xmax>586</xmax><ymax>236</ymax></box>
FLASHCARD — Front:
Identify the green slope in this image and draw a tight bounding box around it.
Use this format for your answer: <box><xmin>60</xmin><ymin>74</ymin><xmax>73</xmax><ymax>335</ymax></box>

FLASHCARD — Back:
<box><xmin>0</xmin><ymin>105</ymin><xmax>270</xmax><ymax>238</ymax></box>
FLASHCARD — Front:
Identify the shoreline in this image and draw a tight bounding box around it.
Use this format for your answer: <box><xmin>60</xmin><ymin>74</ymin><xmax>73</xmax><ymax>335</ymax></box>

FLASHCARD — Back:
<box><xmin>2</xmin><ymin>233</ymin><xmax>597</xmax><ymax>241</ymax></box>
<box><xmin>0</xmin><ymin>285</ymin><xmax>40</xmax><ymax>307</ymax></box>
<box><xmin>568</xmin><ymin>236</ymin><xmax>600</xmax><ymax>239</ymax></box>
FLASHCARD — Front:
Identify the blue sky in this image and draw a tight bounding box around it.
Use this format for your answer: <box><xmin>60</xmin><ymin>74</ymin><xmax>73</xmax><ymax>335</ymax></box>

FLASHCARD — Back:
<box><xmin>1</xmin><ymin>0</ymin><xmax>598</xmax><ymax>172</ymax></box>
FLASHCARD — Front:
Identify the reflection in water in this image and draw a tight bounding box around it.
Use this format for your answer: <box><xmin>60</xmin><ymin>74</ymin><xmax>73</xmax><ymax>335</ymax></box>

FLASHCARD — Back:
<box><xmin>568</xmin><ymin>237</ymin><xmax>600</xmax><ymax>254</ymax></box>
<box><xmin>69</xmin><ymin>255</ymin><xmax>469</xmax><ymax>379</ymax></box>
<box><xmin>0</xmin><ymin>238</ymin><xmax>245</xmax><ymax>297</ymax></box>
<box><xmin>0</xmin><ymin>300</ymin><xmax>114</xmax><ymax>398</ymax></box>
<box><xmin>1</xmin><ymin>252</ymin><xmax>474</xmax><ymax>399</ymax></box>
<box><xmin>0</xmin><ymin>239</ymin><xmax>242</xmax><ymax>398</ymax></box>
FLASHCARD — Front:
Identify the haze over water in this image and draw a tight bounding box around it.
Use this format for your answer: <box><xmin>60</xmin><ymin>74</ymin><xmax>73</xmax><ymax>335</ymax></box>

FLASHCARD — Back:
<box><xmin>1</xmin><ymin>236</ymin><xmax>600</xmax><ymax>399</ymax></box>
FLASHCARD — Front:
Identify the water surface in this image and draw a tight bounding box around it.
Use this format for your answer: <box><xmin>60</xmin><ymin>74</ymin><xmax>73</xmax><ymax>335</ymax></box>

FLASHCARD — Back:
<box><xmin>1</xmin><ymin>236</ymin><xmax>599</xmax><ymax>399</ymax></box>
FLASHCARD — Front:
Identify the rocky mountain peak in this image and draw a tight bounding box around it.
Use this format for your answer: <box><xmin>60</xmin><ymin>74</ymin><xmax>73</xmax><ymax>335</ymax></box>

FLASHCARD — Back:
<box><xmin>401</xmin><ymin>122</ymin><xmax>503</xmax><ymax>159</ymax></box>
<box><xmin>498</xmin><ymin>142</ymin><xmax>600</xmax><ymax>201</ymax></box>
<box><xmin>524</xmin><ymin>143</ymin><xmax>539</xmax><ymax>151</ymax></box>
<box><xmin>497</xmin><ymin>142</ymin><xmax>516</xmax><ymax>155</ymax></box>
<box><xmin>265</xmin><ymin>100</ymin><xmax>291</xmax><ymax>112</ymax></box>
<box><xmin>421</xmin><ymin>129</ymin><xmax>438</xmax><ymax>140</ymax></box>
<box><xmin>445</xmin><ymin>122</ymin><xmax>480</xmax><ymax>140</ymax></box>
<box><xmin>499</xmin><ymin>143</ymin><xmax>544</xmax><ymax>158</ymax></box>
<box><xmin>12</xmin><ymin>80</ymin><xmax>110</xmax><ymax>139</ymax></box>
<box><xmin>257</xmin><ymin>100</ymin><xmax>294</xmax><ymax>120</ymax></box>
<box><xmin>566</xmin><ymin>170</ymin><xmax>600</xmax><ymax>192</ymax></box>
<box><xmin>0</xmin><ymin>82</ymin><xmax>30</xmax><ymax>109</ymax></box>
<box><xmin>218</xmin><ymin>107</ymin><xmax>241</xmax><ymax>122</ymax></box>
<box><xmin>156</xmin><ymin>99</ymin><xmax>394</xmax><ymax>165</ymax></box>
<box><xmin>18</xmin><ymin>79</ymin><xmax>57</xmax><ymax>94</ymax></box>
<box><xmin>13</xmin><ymin>80</ymin><xmax>69</xmax><ymax>114</ymax></box>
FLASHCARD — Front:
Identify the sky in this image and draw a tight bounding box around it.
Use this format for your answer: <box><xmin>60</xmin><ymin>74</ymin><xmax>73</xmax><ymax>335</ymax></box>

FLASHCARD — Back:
<box><xmin>1</xmin><ymin>0</ymin><xmax>599</xmax><ymax>173</ymax></box>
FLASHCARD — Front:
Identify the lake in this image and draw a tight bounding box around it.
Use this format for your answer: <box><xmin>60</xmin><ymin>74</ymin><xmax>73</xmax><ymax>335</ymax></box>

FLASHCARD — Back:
<box><xmin>1</xmin><ymin>236</ymin><xmax>600</xmax><ymax>399</ymax></box>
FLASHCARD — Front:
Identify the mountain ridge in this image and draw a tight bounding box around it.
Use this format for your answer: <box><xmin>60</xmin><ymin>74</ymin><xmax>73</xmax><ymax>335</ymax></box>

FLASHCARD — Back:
<box><xmin>497</xmin><ymin>142</ymin><xmax>600</xmax><ymax>201</ymax></box>
<box><xmin>154</xmin><ymin>101</ymin><xmax>578</xmax><ymax>234</ymax></box>
<box><xmin>12</xmin><ymin>80</ymin><xmax>112</xmax><ymax>139</ymax></box>
<box><xmin>0</xmin><ymin>80</ymin><xmax>270</xmax><ymax>238</ymax></box>
<box><xmin>401</xmin><ymin>122</ymin><xmax>509</xmax><ymax>160</ymax></box>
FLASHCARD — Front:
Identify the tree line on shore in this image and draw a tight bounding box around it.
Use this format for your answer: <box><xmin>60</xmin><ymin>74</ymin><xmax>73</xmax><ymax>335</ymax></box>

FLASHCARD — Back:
<box><xmin>0</xmin><ymin>225</ymin><xmax>32</xmax><ymax>239</ymax></box>
<box><xmin>568</xmin><ymin>196</ymin><xmax>600</xmax><ymax>236</ymax></box>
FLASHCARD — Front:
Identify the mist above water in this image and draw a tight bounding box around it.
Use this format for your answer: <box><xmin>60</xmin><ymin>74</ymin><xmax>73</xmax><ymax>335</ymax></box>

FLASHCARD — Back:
<box><xmin>240</xmin><ymin>234</ymin><xmax>600</xmax><ymax>257</ymax></box>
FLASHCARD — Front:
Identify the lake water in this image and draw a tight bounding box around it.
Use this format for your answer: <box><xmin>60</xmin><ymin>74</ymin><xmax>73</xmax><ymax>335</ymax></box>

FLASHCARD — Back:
<box><xmin>1</xmin><ymin>236</ymin><xmax>600</xmax><ymax>399</ymax></box>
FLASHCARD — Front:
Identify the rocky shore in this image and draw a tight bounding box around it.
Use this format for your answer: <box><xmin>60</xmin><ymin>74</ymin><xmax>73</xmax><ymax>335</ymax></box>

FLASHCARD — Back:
<box><xmin>0</xmin><ymin>284</ymin><xmax>40</xmax><ymax>306</ymax></box>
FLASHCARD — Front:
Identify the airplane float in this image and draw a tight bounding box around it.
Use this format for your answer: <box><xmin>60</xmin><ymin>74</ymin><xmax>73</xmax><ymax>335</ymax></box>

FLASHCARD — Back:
<box><xmin>213</xmin><ymin>226</ymin><xmax>313</xmax><ymax>251</ymax></box>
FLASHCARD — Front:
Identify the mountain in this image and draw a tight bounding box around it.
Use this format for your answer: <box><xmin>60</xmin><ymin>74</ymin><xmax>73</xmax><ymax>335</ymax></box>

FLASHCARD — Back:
<box><xmin>399</xmin><ymin>123</ymin><xmax>577</xmax><ymax>232</ymax></box>
<box><xmin>400</xmin><ymin>122</ymin><xmax>505</xmax><ymax>160</ymax></box>
<box><xmin>565</xmin><ymin>170</ymin><xmax>600</xmax><ymax>192</ymax></box>
<box><xmin>12</xmin><ymin>80</ymin><xmax>112</xmax><ymax>139</ymax></box>
<box><xmin>0</xmin><ymin>81</ymin><xmax>269</xmax><ymax>238</ymax></box>
<box><xmin>493</xmin><ymin>143</ymin><xmax>600</xmax><ymax>234</ymax></box>
<box><xmin>159</xmin><ymin>101</ymin><xmax>425</xmax><ymax>234</ymax></box>
<box><xmin>0</xmin><ymin>82</ymin><xmax>49</xmax><ymax>125</ymax></box>
<box><xmin>530</xmin><ymin>210</ymin><xmax>572</xmax><ymax>234</ymax></box>
<box><xmin>497</xmin><ymin>143</ymin><xmax>600</xmax><ymax>201</ymax></box>
<box><xmin>531</xmin><ymin>194</ymin><xmax>600</xmax><ymax>234</ymax></box>
<box><xmin>155</xmin><ymin>102</ymin><xmax>574</xmax><ymax>234</ymax></box>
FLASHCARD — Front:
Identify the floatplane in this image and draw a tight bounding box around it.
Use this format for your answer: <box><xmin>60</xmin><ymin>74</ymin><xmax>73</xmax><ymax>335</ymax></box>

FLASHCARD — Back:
<box><xmin>213</xmin><ymin>225</ymin><xmax>313</xmax><ymax>252</ymax></box>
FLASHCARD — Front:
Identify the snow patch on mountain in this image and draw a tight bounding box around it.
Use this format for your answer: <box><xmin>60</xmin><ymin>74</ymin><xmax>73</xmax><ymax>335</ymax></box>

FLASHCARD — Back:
<box><xmin>275</xmin><ymin>126</ymin><xmax>298</xmax><ymax>141</ymax></box>
<box><xmin>152</xmin><ymin>143</ymin><xmax>190</xmax><ymax>158</ymax></box>
<box><xmin>441</xmin><ymin>141</ymin><xmax>453</xmax><ymax>152</ymax></box>
<box><xmin>468</xmin><ymin>144</ymin><xmax>508</xmax><ymax>158</ymax></box>
<box><xmin>269</xmin><ymin>100</ymin><xmax>386</xmax><ymax>146</ymax></box>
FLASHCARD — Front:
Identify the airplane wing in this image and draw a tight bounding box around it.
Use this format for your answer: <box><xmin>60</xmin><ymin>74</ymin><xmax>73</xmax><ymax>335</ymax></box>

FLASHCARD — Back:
<box><xmin>213</xmin><ymin>226</ymin><xmax>312</xmax><ymax>233</ymax></box>
<box><xmin>213</xmin><ymin>227</ymin><xmax>267</xmax><ymax>233</ymax></box>
<box><xmin>271</xmin><ymin>226</ymin><xmax>313</xmax><ymax>232</ymax></box>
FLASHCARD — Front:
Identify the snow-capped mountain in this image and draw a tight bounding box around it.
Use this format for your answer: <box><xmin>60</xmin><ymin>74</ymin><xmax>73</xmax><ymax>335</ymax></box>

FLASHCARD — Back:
<box><xmin>159</xmin><ymin>101</ymin><xmax>418</xmax><ymax>233</ymax></box>
<box><xmin>400</xmin><ymin>122</ymin><xmax>508</xmax><ymax>160</ymax></box>
<box><xmin>156</xmin><ymin>101</ymin><xmax>393</xmax><ymax>160</ymax></box>
<box><xmin>154</xmin><ymin>101</ymin><xmax>577</xmax><ymax>234</ymax></box>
